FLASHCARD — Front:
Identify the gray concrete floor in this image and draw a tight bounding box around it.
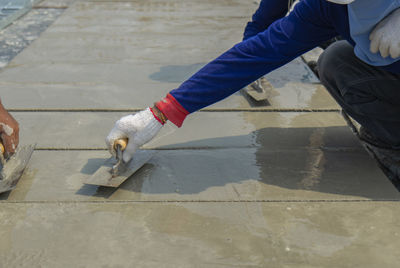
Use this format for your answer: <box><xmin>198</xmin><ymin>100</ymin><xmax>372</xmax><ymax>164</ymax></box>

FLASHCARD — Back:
<box><xmin>1</xmin><ymin>0</ymin><xmax>400</xmax><ymax>267</ymax></box>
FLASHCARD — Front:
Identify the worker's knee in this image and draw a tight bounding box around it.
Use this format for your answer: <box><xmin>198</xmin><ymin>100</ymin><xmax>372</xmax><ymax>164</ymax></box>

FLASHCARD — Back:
<box><xmin>317</xmin><ymin>40</ymin><xmax>356</xmax><ymax>87</ymax></box>
<box><xmin>317</xmin><ymin>41</ymin><xmax>380</xmax><ymax>104</ymax></box>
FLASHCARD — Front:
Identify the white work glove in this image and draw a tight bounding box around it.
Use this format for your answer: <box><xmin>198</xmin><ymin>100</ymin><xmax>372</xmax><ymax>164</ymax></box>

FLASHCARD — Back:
<box><xmin>370</xmin><ymin>8</ymin><xmax>400</xmax><ymax>59</ymax></box>
<box><xmin>106</xmin><ymin>107</ymin><xmax>163</xmax><ymax>163</ymax></box>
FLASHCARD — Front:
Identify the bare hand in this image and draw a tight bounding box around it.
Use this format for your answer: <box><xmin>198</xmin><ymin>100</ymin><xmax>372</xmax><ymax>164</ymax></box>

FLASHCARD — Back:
<box><xmin>0</xmin><ymin>102</ymin><xmax>19</xmax><ymax>157</ymax></box>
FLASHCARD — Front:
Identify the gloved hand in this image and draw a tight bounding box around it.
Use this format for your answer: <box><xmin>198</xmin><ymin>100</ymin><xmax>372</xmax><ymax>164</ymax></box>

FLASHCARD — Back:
<box><xmin>370</xmin><ymin>8</ymin><xmax>400</xmax><ymax>59</ymax></box>
<box><xmin>0</xmin><ymin>100</ymin><xmax>19</xmax><ymax>157</ymax></box>
<box><xmin>106</xmin><ymin>107</ymin><xmax>163</xmax><ymax>163</ymax></box>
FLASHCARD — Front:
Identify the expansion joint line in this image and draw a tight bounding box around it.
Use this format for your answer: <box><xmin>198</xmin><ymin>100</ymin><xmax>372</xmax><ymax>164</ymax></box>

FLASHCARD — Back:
<box><xmin>35</xmin><ymin>147</ymin><xmax>107</xmax><ymax>151</ymax></box>
<box><xmin>33</xmin><ymin>6</ymin><xmax>68</xmax><ymax>9</ymax></box>
<box><xmin>34</xmin><ymin>146</ymin><xmax>260</xmax><ymax>151</ymax></box>
<box><xmin>9</xmin><ymin>108</ymin><xmax>341</xmax><ymax>113</ymax></box>
<box><xmin>1</xmin><ymin>199</ymin><xmax>399</xmax><ymax>204</ymax></box>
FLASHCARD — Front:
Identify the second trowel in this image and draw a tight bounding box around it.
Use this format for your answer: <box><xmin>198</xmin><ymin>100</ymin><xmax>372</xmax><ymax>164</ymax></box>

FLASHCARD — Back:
<box><xmin>84</xmin><ymin>139</ymin><xmax>153</xmax><ymax>187</ymax></box>
<box><xmin>0</xmin><ymin>142</ymin><xmax>35</xmax><ymax>194</ymax></box>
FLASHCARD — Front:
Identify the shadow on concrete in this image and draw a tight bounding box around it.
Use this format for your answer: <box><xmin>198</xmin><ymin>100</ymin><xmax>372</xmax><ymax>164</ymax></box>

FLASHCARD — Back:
<box><xmin>0</xmin><ymin>191</ymin><xmax>11</xmax><ymax>199</ymax></box>
<box><xmin>149</xmin><ymin>63</ymin><xmax>206</xmax><ymax>83</ymax></box>
<box><xmin>75</xmin><ymin>183</ymin><xmax>117</xmax><ymax>198</ymax></box>
<box><xmin>80</xmin><ymin>158</ymin><xmax>109</xmax><ymax>175</ymax></box>
<box><xmin>76</xmin><ymin>158</ymin><xmax>119</xmax><ymax>198</ymax></box>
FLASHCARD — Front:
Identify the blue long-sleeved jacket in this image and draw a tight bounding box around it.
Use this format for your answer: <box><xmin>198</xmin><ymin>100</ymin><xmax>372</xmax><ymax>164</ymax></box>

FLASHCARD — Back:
<box><xmin>156</xmin><ymin>0</ymin><xmax>400</xmax><ymax>127</ymax></box>
<box><xmin>243</xmin><ymin>0</ymin><xmax>289</xmax><ymax>40</ymax></box>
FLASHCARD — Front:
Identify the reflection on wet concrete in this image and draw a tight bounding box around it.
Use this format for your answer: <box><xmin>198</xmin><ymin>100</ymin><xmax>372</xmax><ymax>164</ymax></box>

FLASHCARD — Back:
<box><xmin>4</xmin><ymin>126</ymin><xmax>396</xmax><ymax>201</ymax></box>
<box><xmin>149</xmin><ymin>63</ymin><xmax>206</xmax><ymax>83</ymax></box>
<box><xmin>253</xmin><ymin>126</ymin><xmax>393</xmax><ymax>196</ymax></box>
<box><xmin>128</xmin><ymin>126</ymin><xmax>397</xmax><ymax>199</ymax></box>
<box><xmin>301</xmin><ymin>128</ymin><xmax>327</xmax><ymax>189</ymax></box>
<box><xmin>3</xmin><ymin>104</ymin><xmax>399</xmax><ymax>202</ymax></box>
<box><xmin>266</xmin><ymin>58</ymin><xmax>320</xmax><ymax>87</ymax></box>
<box><xmin>93</xmin><ymin>127</ymin><xmax>359</xmax><ymax>197</ymax></box>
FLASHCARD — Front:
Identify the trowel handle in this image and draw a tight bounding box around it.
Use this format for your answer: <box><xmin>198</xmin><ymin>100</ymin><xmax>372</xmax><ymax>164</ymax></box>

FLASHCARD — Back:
<box><xmin>113</xmin><ymin>138</ymin><xmax>128</xmax><ymax>151</ymax></box>
<box><xmin>0</xmin><ymin>142</ymin><xmax>4</xmax><ymax>155</ymax></box>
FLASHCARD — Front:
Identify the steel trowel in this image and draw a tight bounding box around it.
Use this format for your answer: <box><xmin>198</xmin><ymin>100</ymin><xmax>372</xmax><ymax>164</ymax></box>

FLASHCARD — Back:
<box><xmin>83</xmin><ymin>139</ymin><xmax>153</xmax><ymax>187</ymax></box>
<box><xmin>243</xmin><ymin>77</ymin><xmax>273</xmax><ymax>102</ymax></box>
<box><xmin>0</xmin><ymin>142</ymin><xmax>35</xmax><ymax>194</ymax></box>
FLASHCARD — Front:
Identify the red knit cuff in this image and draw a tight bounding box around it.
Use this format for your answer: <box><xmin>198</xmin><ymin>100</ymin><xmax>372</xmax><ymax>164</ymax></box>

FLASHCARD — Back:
<box><xmin>155</xmin><ymin>93</ymin><xmax>189</xmax><ymax>127</ymax></box>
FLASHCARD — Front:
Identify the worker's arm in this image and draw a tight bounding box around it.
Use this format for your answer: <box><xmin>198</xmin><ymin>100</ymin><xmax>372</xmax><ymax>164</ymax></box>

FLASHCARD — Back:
<box><xmin>163</xmin><ymin>0</ymin><xmax>337</xmax><ymax>120</ymax></box>
<box><xmin>0</xmin><ymin>99</ymin><xmax>19</xmax><ymax>156</ymax></box>
<box><xmin>243</xmin><ymin>0</ymin><xmax>290</xmax><ymax>41</ymax></box>
<box><xmin>107</xmin><ymin>0</ymin><xmax>338</xmax><ymax>161</ymax></box>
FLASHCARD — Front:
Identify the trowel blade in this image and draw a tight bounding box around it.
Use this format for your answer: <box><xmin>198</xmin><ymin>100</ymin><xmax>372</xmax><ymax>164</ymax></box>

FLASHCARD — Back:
<box><xmin>0</xmin><ymin>144</ymin><xmax>35</xmax><ymax>194</ymax></box>
<box><xmin>83</xmin><ymin>150</ymin><xmax>153</xmax><ymax>187</ymax></box>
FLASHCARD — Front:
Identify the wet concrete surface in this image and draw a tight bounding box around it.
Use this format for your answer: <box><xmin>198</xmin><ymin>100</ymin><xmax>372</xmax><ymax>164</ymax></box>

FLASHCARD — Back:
<box><xmin>1</xmin><ymin>0</ymin><xmax>399</xmax><ymax>266</ymax></box>
<box><xmin>0</xmin><ymin>0</ymin><xmax>35</xmax><ymax>31</ymax></box>
<box><xmin>2</xmin><ymin>148</ymin><xmax>397</xmax><ymax>202</ymax></box>
<box><xmin>0</xmin><ymin>8</ymin><xmax>64</xmax><ymax>68</ymax></box>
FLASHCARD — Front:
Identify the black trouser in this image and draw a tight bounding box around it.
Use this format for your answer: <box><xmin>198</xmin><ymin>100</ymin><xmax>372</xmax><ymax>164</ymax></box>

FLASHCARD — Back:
<box><xmin>318</xmin><ymin>41</ymin><xmax>400</xmax><ymax>149</ymax></box>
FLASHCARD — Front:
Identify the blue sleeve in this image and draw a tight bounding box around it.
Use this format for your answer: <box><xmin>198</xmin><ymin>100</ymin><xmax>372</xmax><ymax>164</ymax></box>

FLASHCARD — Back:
<box><xmin>170</xmin><ymin>0</ymin><xmax>338</xmax><ymax>113</ymax></box>
<box><xmin>243</xmin><ymin>0</ymin><xmax>289</xmax><ymax>41</ymax></box>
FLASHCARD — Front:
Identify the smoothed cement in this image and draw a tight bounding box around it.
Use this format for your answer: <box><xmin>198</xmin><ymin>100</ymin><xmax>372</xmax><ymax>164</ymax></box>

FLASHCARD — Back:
<box><xmin>0</xmin><ymin>0</ymin><xmax>398</xmax><ymax>266</ymax></box>
<box><xmin>15</xmin><ymin>111</ymin><xmax>357</xmax><ymax>149</ymax></box>
<box><xmin>0</xmin><ymin>60</ymin><xmax>336</xmax><ymax>110</ymax></box>
<box><xmin>0</xmin><ymin>0</ymin><xmax>337</xmax><ymax>110</ymax></box>
<box><xmin>0</xmin><ymin>202</ymin><xmax>399</xmax><ymax>267</ymax></box>
<box><xmin>2</xmin><ymin>148</ymin><xmax>397</xmax><ymax>202</ymax></box>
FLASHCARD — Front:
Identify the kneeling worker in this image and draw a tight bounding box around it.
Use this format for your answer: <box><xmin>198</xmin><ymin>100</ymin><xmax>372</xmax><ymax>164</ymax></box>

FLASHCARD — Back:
<box><xmin>106</xmin><ymin>0</ymin><xmax>400</xmax><ymax>182</ymax></box>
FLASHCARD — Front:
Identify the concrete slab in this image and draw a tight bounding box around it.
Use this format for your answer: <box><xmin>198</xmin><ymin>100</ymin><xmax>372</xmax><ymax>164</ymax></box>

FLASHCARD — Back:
<box><xmin>0</xmin><ymin>202</ymin><xmax>399</xmax><ymax>267</ymax></box>
<box><xmin>8</xmin><ymin>0</ymin><xmax>254</xmax><ymax>66</ymax></box>
<box><xmin>14</xmin><ymin>111</ymin><xmax>359</xmax><ymax>149</ymax></box>
<box><xmin>1</xmin><ymin>61</ymin><xmax>336</xmax><ymax>110</ymax></box>
<box><xmin>1</xmin><ymin>0</ymin><xmax>397</xmax><ymax>265</ymax></box>
<box><xmin>0</xmin><ymin>0</ymin><xmax>337</xmax><ymax>110</ymax></box>
<box><xmin>0</xmin><ymin>0</ymin><xmax>398</xmax><ymax>265</ymax></box>
<box><xmin>2</xmin><ymin>148</ymin><xmax>397</xmax><ymax>202</ymax></box>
